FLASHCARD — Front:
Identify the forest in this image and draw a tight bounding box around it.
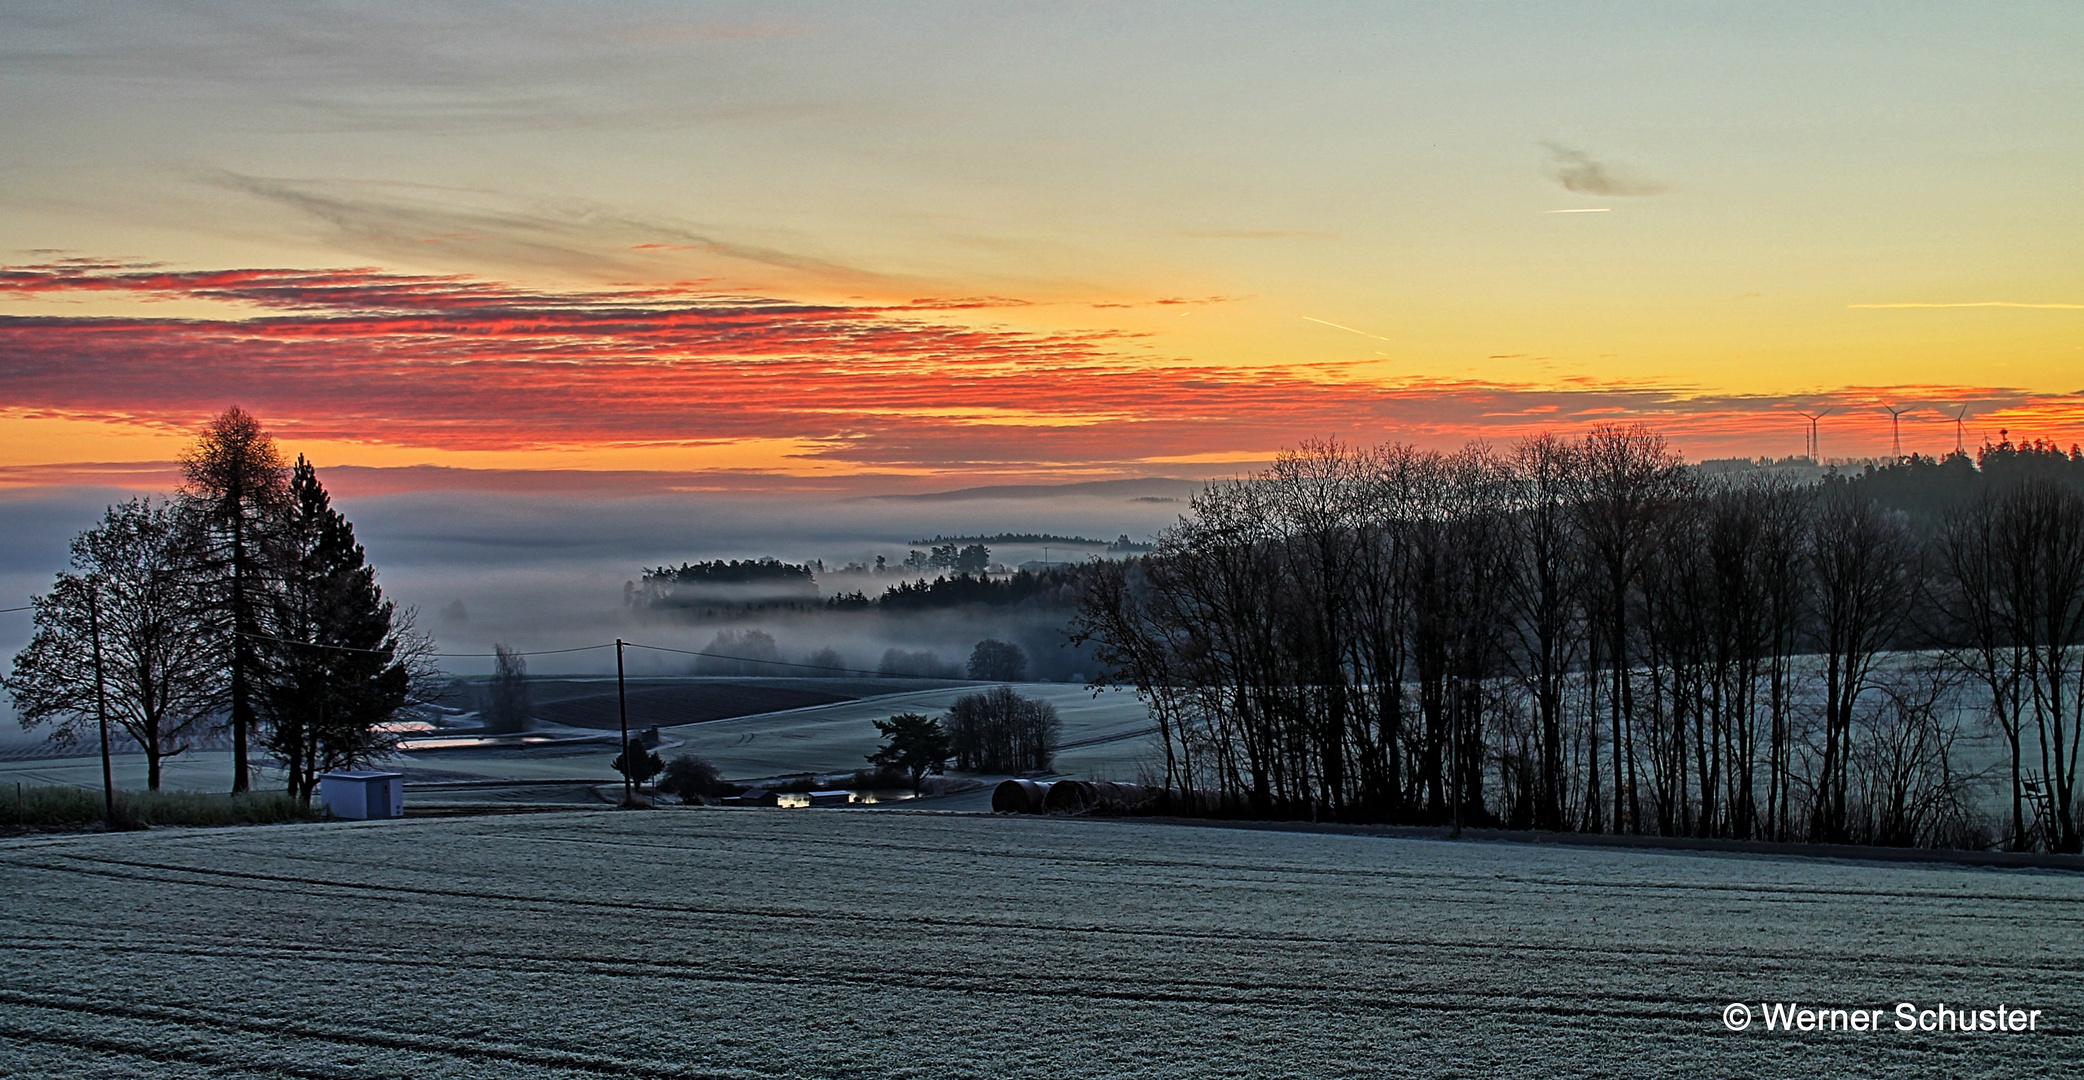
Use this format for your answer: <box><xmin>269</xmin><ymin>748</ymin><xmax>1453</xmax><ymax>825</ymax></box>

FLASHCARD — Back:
<box><xmin>1074</xmin><ymin>427</ymin><xmax>2084</xmax><ymax>853</ymax></box>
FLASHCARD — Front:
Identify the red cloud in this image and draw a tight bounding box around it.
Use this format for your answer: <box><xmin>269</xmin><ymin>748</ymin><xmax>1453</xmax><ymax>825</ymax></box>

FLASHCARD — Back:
<box><xmin>1</xmin><ymin>261</ymin><xmax>2078</xmax><ymax>479</ymax></box>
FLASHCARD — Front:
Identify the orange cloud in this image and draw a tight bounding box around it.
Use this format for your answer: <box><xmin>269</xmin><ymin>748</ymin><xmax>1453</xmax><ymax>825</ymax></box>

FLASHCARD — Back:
<box><xmin>2</xmin><ymin>260</ymin><xmax>2078</xmax><ymax>489</ymax></box>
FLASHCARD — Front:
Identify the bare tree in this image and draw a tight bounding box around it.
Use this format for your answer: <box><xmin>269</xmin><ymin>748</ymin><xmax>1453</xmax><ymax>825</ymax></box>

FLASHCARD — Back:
<box><xmin>481</xmin><ymin>644</ymin><xmax>532</xmax><ymax>734</ymax></box>
<box><xmin>1805</xmin><ymin>484</ymin><xmax>1917</xmax><ymax>843</ymax></box>
<box><xmin>946</xmin><ymin>685</ymin><xmax>1061</xmax><ymax>773</ymax></box>
<box><xmin>7</xmin><ymin>500</ymin><xmax>221</xmax><ymax>789</ymax></box>
<box><xmin>1502</xmin><ymin>435</ymin><xmax>1584</xmax><ymax>831</ymax></box>
<box><xmin>1571</xmin><ymin>424</ymin><xmax>1684</xmax><ymax>833</ymax></box>
<box><xmin>1846</xmin><ymin>666</ymin><xmax>1979</xmax><ymax>848</ymax></box>
<box><xmin>1937</xmin><ymin>479</ymin><xmax>2084</xmax><ymax>851</ymax></box>
<box><xmin>2000</xmin><ymin>481</ymin><xmax>2084</xmax><ymax>853</ymax></box>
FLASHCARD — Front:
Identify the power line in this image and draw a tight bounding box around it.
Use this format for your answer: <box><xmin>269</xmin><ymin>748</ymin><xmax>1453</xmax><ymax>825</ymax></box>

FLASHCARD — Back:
<box><xmin>0</xmin><ymin>605</ymin><xmax>31</xmax><ymax>614</ymax></box>
<box><xmin>437</xmin><ymin>643</ymin><xmax>619</xmax><ymax>658</ymax></box>
<box><xmin>234</xmin><ymin>630</ymin><xmax>615</xmax><ymax>658</ymax></box>
<box><xmin>622</xmin><ymin>640</ymin><xmax>930</xmax><ymax>679</ymax></box>
<box><xmin>231</xmin><ymin>630</ymin><xmax>930</xmax><ymax>678</ymax></box>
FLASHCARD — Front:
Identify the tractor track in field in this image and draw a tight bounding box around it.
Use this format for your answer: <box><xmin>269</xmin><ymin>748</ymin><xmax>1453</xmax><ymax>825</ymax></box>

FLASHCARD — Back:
<box><xmin>0</xmin><ymin>989</ymin><xmax>743</xmax><ymax>1079</ymax></box>
<box><xmin>7</xmin><ymin>848</ymin><xmax>2069</xmax><ymax>964</ymax></box>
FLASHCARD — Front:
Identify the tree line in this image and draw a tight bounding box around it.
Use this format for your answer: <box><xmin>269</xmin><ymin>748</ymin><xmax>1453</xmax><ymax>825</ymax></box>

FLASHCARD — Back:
<box><xmin>1074</xmin><ymin>427</ymin><xmax>2084</xmax><ymax>853</ymax></box>
<box><xmin>6</xmin><ymin>407</ymin><xmax>431</xmax><ymax>802</ymax></box>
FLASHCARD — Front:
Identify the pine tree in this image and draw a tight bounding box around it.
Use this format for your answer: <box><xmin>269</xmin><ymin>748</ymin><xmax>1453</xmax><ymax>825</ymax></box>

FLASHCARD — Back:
<box><xmin>868</xmin><ymin>712</ymin><xmax>951</xmax><ymax>793</ymax></box>
<box><xmin>259</xmin><ymin>457</ymin><xmax>418</xmax><ymax>806</ymax></box>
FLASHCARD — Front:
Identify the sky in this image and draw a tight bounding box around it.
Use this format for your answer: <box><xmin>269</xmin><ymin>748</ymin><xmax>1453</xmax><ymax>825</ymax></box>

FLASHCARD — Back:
<box><xmin>3</xmin><ymin>2</ymin><xmax>2083</xmax><ymax>660</ymax></box>
<box><xmin>2</xmin><ymin>0</ymin><xmax>2079</xmax><ymax>490</ymax></box>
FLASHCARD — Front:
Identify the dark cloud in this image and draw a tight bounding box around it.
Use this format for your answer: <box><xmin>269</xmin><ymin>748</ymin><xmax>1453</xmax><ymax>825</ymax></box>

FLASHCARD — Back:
<box><xmin>1544</xmin><ymin>144</ymin><xmax>1667</xmax><ymax>197</ymax></box>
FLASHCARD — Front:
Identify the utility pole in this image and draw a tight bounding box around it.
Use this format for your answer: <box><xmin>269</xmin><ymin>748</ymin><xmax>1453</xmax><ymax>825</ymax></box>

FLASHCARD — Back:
<box><xmin>616</xmin><ymin>638</ymin><xmax>631</xmax><ymax>803</ymax></box>
<box><xmin>88</xmin><ymin>581</ymin><xmax>115</xmax><ymax>823</ymax></box>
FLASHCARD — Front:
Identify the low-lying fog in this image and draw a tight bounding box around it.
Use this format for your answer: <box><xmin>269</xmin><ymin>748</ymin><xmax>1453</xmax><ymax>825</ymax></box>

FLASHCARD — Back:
<box><xmin>0</xmin><ymin>483</ymin><xmax>1198</xmax><ymax>719</ymax></box>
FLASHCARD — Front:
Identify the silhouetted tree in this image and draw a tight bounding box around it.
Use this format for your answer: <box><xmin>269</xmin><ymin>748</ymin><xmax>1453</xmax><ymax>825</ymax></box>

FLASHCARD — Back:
<box><xmin>966</xmin><ymin>639</ymin><xmax>1028</xmax><ymax>681</ymax></box>
<box><xmin>180</xmin><ymin>406</ymin><xmax>290</xmax><ymax>793</ymax></box>
<box><xmin>258</xmin><ymin>458</ymin><xmax>424</xmax><ymax>806</ymax></box>
<box><xmin>1070</xmin><ymin>426</ymin><xmax>2076</xmax><ymax>850</ymax></box>
<box><xmin>656</xmin><ymin>753</ymin><xmax>731</xmax><ymax>800</ymax></box>
<box><xmin>7</xmin><ymin>499</ymin><xmax>219</xmax><ymax>789</ymax></box>
<box><xmin>946</xmin><ymin>686</ymin><xmax>1060</xmax><ymax>773</ymax></box>
<box><xmin>481</xmin><ymin>644</ymin><xmax>531</xmax><ymax>734</ymax></box>
<box><xmin>1806</xmin><ymin>484</ymin><xmax>1916</xmax><ymax>843</ymax></box>
<box><xmin>1572</xmin><ymin>424</ymin><xmax>1685</xmax><ymax>833</ymax></box>
<box><xmin>1936</xmin><ymin>478</ymin><xmax>2084</xmax><ymax>851</ymax></box>
<box><xmin>1502</xmin><ymin>435</ymin><xmax>1584</xmax><ymax>831</ymax></box>
<box><xmin>868</xmin><ymin>712</ymin><xmax>951</xmax><ymax>793</ymax></box>
<box><xmin>613</xmin><ymin>737</ymin><xmax>665</xmax><ymax>788</ymax></box>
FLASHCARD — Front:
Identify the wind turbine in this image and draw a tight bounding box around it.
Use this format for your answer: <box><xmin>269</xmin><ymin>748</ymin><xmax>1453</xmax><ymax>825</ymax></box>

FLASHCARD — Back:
<box><xmin>1952</xmin><ymin>405</ymin><xmax>1970</xmax><ymax>455</ymax></box>
<box><xmin>1798</xmin><ymin>407</ymin><xmax>1832</xmax><ymax>463</ymax></box>
<box><xmin>1881</xmin><ymin>404</ymin><xmax>1910</xmax><ymax>461</ymax></box>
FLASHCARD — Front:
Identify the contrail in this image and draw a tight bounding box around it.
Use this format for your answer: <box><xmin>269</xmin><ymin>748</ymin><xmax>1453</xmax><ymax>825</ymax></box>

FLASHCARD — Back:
<box><xmin>1546</xmin><ymin>208</ymin><xmax>1612</xmax><ymax>213</ymax></box>
<box><xmin>1850</xmin><ymin>301</ymin><xmax>2084</xmax><ymax>310</ymax></box>
<box><xmin>1301</xmin><ymin>315</ymin><xmax>1391</xmax><ymax>341</ymax></box>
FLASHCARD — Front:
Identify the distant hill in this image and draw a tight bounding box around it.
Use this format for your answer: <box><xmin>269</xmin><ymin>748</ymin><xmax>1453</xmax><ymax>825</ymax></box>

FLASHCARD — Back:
<box><xmin>908</xmin><ymin>532</ymin><xmax>1155</xmax><ymax>552</ymax></box>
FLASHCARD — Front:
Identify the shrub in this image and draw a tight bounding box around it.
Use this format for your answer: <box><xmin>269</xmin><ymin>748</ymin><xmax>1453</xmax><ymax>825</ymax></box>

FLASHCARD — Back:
<box><xmin>850</xmin><ymin>765</ymin><xmax>912</xmax><ymax>789</ymax></box>
<box><xmin>656</xmin><ymin>754</ymin><xmax>739</xmax><ymax>800</ymax></box>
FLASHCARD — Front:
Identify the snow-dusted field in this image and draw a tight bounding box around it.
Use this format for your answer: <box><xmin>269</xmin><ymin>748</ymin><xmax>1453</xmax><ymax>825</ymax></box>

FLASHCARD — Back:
<box><xmin>0</xmin><ymin>682</ymin><xmax>1159</xmax><ymax>799</ymax></box>
<box><xmin>1</xmin><ymin>810</ymin><xmax>2077</xmax><ymax>1078</ymax></box>
<box><xmin>656</xmin><ymin>682</ymin><xmax>1156</xmax><ymax>782</ymax></box>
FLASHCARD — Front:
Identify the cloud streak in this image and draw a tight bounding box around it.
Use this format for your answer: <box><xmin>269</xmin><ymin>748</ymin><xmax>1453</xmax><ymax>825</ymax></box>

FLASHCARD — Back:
<box><xmin>214</xmin><ymin>174</ymin><xmax>892</xmax><ymax>287</ymax></box>
<box><xmin>1849</xmin><ymin>301</ymin><xmax>2084</xmax><ymax>310</ymax></box>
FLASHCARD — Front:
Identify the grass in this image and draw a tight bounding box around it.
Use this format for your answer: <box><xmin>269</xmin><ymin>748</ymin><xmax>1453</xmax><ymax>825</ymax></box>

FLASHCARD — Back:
<box><xmin>0</xmin><ymin>783</ymin><xmax>316</xmax><ymax>830</ymax></box>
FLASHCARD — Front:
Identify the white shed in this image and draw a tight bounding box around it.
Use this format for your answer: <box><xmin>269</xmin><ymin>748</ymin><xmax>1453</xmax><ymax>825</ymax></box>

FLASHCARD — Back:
<box><xmin>320</xmin><ymin>771</ymin><xmax>405</xmax><ymax>820</ymax></box>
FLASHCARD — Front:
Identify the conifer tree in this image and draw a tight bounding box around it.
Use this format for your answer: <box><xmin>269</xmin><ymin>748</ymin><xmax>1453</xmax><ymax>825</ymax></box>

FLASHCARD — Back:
<box><xmin>259</xmin><ymin>456</ymin><xmax>420</xmax><ymax>805</ymax></box>
<box><xmin>180</xmin><ymin>406</ymin><xmax>290</xmax><ymax>793</ymax></box>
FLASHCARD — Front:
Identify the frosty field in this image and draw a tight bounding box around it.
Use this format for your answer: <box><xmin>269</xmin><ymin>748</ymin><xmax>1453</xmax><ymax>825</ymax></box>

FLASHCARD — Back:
<box><xmin>2</xmin><ymin>810</ymin><xmax>2078</xmax><ymax>1078</ymax></box>
<box><xmin>0</xmin><ymin>681</ymin><xmax>1161</xmax><ymax>802</ymax></box>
